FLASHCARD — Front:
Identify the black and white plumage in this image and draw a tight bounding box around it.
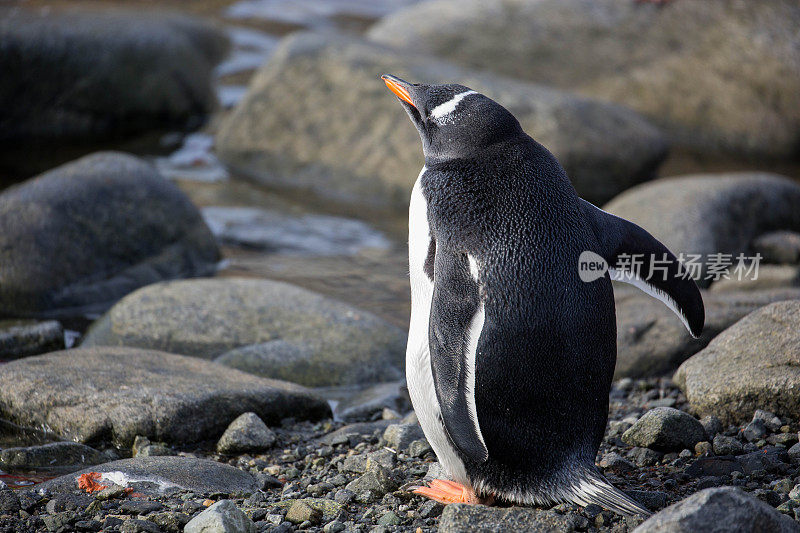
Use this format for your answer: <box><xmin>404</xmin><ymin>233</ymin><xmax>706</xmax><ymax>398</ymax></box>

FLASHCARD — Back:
<box><xmin>382</xmin><ymin>75</ymin><xmax>705</xmax><ymax>516</ymax></box>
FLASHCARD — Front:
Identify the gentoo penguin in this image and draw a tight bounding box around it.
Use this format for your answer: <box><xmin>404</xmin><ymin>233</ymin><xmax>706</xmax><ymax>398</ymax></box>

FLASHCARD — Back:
<box><xmin>381</xmin><ymin>75</ymin><xmax>704</xmax><ymax>516</ymax></box>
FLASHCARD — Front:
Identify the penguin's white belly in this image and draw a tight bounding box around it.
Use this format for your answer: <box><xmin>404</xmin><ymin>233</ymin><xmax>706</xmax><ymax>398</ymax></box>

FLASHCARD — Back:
<box><xmin>406</xmin><ymin>168</ymin><xmax>469</xmax><ymax>485</ymax></box>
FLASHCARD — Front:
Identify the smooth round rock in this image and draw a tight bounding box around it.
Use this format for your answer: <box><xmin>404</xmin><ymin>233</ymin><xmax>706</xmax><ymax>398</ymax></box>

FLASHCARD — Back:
<box><xmin>0</xmin><ymin>8</ymin><xmax>227</xmax><ymax>143</ymax></box>
<box><xmin>674</xmin><ymin>301</ymin><xmax>800</xmax><ymax>425</ymax></box>
<box><xmin>0</xmin><ymin>152</ymin><xmax>220</xmax><ymax>318</ymax></box>
<box><xmin>82</xmin><ymin>278</ymin><xmax>406</xmax><ymax>387</ymax></box>
<box><xmin>370</xmin><ymin>0</ymin><xmax>800</xmax><ymax>159</ymax></box>
<box><xmin>632</xmin><ymin>487</ymin><xmax>799</xmax><ymax>533</ymax></box>
<box><xmin>0</xmin><ymin>347</ymin><xmax>329</xmax><ymax>446</ymax></box>
<box><xmin>217</xmin><ymin>31</ymin><xmax>666</xmax><ymax>208</ymax></box>
<box><xmin>604</xmin><ymin>173</ymin><xmax>800</xmax><ymax>286</ymax></box>
<box><xmin>621</xmin><ymin>407</ymin><xmax>706</xmax><ymax>452</ymax></box>
<box><xmin>38</xmin><ymin>457</ymin><xmax>258</xmax><ymax>497</ymax></box>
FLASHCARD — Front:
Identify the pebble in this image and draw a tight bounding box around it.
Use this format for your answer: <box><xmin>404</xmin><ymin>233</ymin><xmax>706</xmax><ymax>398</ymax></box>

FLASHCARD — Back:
<box><xmin>216</xmin><ymin>412</ymin><xmax>277</xmax><ymax>454</ymax></box>
<box><xmin>742</xmin><ymin>419</ymin><xmax>768</xmax><ymax>442</ymax></box>
<box><xmin>184</xmin><ymin>500</ymin><xmax>256</xmax><ymax>533</ymax></box>
<box><xmin>622</xmin><ymin>407</ymin><xmax>706</xmax><ymax>452</ymax></box>
<box><xmin>714</xmin><ymin>434</ymin><xmax>744</xmax><ymax>456</ymax></box>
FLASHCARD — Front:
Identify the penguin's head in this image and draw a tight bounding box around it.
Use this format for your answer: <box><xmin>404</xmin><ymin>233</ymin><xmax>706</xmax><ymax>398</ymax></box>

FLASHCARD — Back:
<box><xmin>381</xmin><ymin>74</ymin><xmax>523</xmax><ymax>163</ymax></box>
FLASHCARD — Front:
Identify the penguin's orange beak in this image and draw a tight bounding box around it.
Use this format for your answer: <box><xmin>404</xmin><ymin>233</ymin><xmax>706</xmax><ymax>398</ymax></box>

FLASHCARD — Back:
<box><xmin>381</xmin><ymin>75</ymin><xmax>416</xmax><ymax>108</ymax></box>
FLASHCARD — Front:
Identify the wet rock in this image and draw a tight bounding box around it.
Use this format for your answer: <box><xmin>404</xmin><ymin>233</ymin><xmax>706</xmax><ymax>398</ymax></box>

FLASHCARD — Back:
<box><xmin>605</xmin><ymin>174</ymin><xmax>800</xmax><ymax>287</ymax></box>
<box><xmin>83</xmin><ymin>278</ymin><xmax>406</xmax><ymax>387</ymax></box>
<box><xmin>202</xmin><ymin>206</ymin><xmax>389</xmax><ymax>256</ymax></box>
<box><xmin>0</xmin><ymin>442</ymin><xmax>105</xmax><ymax>471</ymax></box>
<box><xmin>216</xmin><ymin>412</ymin><xmax>277</xmax><ymax>454</ymax></box>
<box><xmin>0</xmin><ymin>152</ymin><xmax>219</xmax><ymax>319</ymax></box>
<box><xmin>439</xmin><ymin>504</ymin><xmax>581</xmax><ymax>532</ymax></box>
<box><xmin>753</xmin><ymin>231</ymin><xmax>800</xmax><ymax>265</ymax></box>
<box><xmin>383</xmin><ymin>424</ymin><xmax>425</xmax><ymax>452</ymax></box>
<box><xmin>0</xmin><ymin>319</ymin><xmax>64</xmax><ymax>360</ymax></box>
<box><xmin>622</xmin><ymin>408</ymin><xmax>706</xmax><ymax>452</ymax></box>
<box><xmin>370</xmin><ymin>0</ymin><xmax>800</xmax><ymax>159</ymax></box>
<box><xmin>632</xmin><ymin>487</ymin><xmax>799</xmax><ymax>532</ymax></box>
<box><xmin>217</xmin><ymin>32</ymin><xmax>666</xmax><ymax>208</ymax></box>
<box><xmin>674</xmin><ymin>301</ymin><xmax>800</xmax><ymax>425</ymax></box>
<box><xmin>712</xmin><ymin>435</ymin><xmax>743</xmax><ymax>456</ymax></box>
<box><xmin>0</xmin><ymin>9</ymin><xmax>227</xmax><ymax>144</ymax></box>
<box><xmin>0</xmin><ymin>347</ymin><xmax>329</xmax><ymax>446</ymax></box>
<box><xmin>39</xmin><ymin>456</ymin><xmax>258</xmax><ymax>497</ymax></box>
<box><xmin>184</xmin><ymin>500</ymin><xmax>256</xmax><ymax>533</ymax></box>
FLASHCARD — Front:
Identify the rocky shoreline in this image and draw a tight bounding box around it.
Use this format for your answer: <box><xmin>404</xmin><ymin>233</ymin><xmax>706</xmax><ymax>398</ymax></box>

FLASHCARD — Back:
<box><xmin>1</xmin><ymin>0</ymin><xmax>800</xmax><ymax>532</ymax></box>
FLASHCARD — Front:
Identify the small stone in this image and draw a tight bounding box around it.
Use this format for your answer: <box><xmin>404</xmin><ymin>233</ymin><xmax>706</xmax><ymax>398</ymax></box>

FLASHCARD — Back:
<box><xmin>417</xmin><ymin>500</ymin><xmax>444</xmax><ymax>519</ymax></box>
<box><xmin>768</xmin><ymin>433</ymin><xmax>799</xmax><ymax>447</ymax></box>
<box><xmin>74</xmin><ymin>519</ymin><xmax>103</xmax><ymax>532</ymax></box>
<box><xmin>695</xmin><ymin>441</ymin><xmax>712</xmax><ymax>456</ymax></box>
<box><xmin>323</xmin><ymin>520</ymin><xmax>346</xmax><ymax>533</ymax></box>
<box><xmin>383</xmin><ymin>424</ymin><xmax>425</xmax><ymax>451</ymax></box>
<box><xmin>366</xmin><ymin>449</ymin><xmax>396</xmax><ymax>471</ymax></box>
<box><xmin>381</xmin><ymin>408</ymin><xmax>401</xmax><ymax>420</ymax></box>
<box><xmin>753</xmin><ymin>410</ymin><xmax>784</xmax><ymax>432</ymax></box>
<box><xmin>713</xmin><ymin>434</ymin><xmax>744</xmax><ymax>456</ymax></box>
<box><xmin>700</xmin><ymin>416</ymin><xmax>724</xmax><ymax>439</ymax></box>
<box><xmin>743</xmin><ymin>419</ymin><xmax>768</xmax><ymax>442</ymax></box>
<box><xmin>377</xmin><ymin>511</ymin><xmax>400</xmax><ymax>526</ymax></box>
<box><xmin>216</xmin><ymin>412</ymin><xmax>277</xmax><ymax>454</ymax></box>
<box><xmin>345</xmin><ymin>463</ymin><xmax>397</xmax><ymax>501</ymax></box>
<box><xmin>334</xmin><ymin>490</ymin><xmax>354</xmax><ymax>505</ymax></box>
<box><xmin>0</xmin><ymin>490</ymin><xmax>21</xmax><ymax>514</ymax></box>
<box><xmin>286</xmin><ymin>501</ymin><xmax>322</xmax><ymax>525</ymax></box>
<box><xmin>626</xmin><ymin>490</ymin><xmax>668</xmax><ymax>512</ymax></box>
<box><xmin>622</xmin><ymin>407</ymin><xmax>706</xmax><ymax>452</ymax></box>
<box><xmin>150</xmin><ymin>512</ymin><xmax>191</xmax><ymax>533</ymax></box>
<box><xmin>788</xmin><ymin>442</ymin><xmax>800</xmax><ymax>464</ymax></box>
<box><xmin>184</xmin><ymin>500</ymin><xmax>256</xmax><ymax>533</ymax></box>
<box><xmin>120</xmin><ymin>500</ymin><xmax>165</xmax><ymax>515</ymax></box>
<box><xmin>407</xmin><ymin>439</ymin><xmax>433</xmax><ymax>457</ymax></box>
<box><xmin>599</xmin><ymin>452</ymin><xmax>635</xmax><ymax>473</ymax></box>
<box><xmin>120</xmin><ymin>519</ymin><xmax>163</xmax><ymax>533</ymax></box>
<box><xmin>773</xmin><ymin>479</ymin><xmax>795</xmax><ymax>494</ymax></box>
<box><xmin>628</xmin><ymin>447</ymin><xmax>663</xmax><ymax>467</ymax></box>
<box><xmin>789</xmin><ymin>484</ymin><xmax>800</xmax><ymax>501</ymax></box>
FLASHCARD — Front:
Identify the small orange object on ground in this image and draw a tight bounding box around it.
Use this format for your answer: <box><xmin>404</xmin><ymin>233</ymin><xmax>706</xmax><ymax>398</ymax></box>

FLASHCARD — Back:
<box><xmin>77</xmin><ymin>472</ymin><xmax>108</xmax><ymax>493</ymax></box>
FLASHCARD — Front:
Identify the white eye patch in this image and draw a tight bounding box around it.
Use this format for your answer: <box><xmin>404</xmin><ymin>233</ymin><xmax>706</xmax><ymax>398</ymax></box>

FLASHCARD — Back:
<box><xmin>429</xmin><ymin>90</ymin><xmax>478</xmax><ymax>122</ymax></box>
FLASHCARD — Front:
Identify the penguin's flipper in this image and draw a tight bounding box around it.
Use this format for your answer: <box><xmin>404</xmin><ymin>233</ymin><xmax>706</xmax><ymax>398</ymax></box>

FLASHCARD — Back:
<box><xmin>428</xmin><ymin>247</ymin><xmax>489</xmax><ymax>464</ymax></box>
<box><xmin>580</xmin><ymin>199</ymin><xmax>705</xmax><ymax>338</ymax></box>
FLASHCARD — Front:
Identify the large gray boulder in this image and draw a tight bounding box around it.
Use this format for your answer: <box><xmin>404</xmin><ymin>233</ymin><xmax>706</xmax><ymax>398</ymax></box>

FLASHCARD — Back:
<box><xmin>82</xmin><ymin>278</ymin><xmax>406</xmax><ymax>386</ymax></box>
<box><xmin>0</xmin><ymin>347</ymin><xmax>329</xmax><ymax>446</ymax></box>
<box><xmin>0</xmin><ymin>152</ymin><xmax>220</xmax><ymax>318</ymax></box>
<box><xmin>633</xmin><ymin>487</ymin><xmax>799</xmax><ymax>532</ymax></box>
<box><xmin>0</xmin><ymin>8</ymin><xmax>228</xmax><ymax>142</ymax></box>
<box><xmin>614</xmin><ymin>287</ymin><xmax>800</xmax><ymax>379</ymax></box>
<box><xmin>217</xmin><ymin>31</ymin><xmax>666</xmax><ymax>208</ymax></box>
<box><xmin>604</xmin><ymin>174</ymin><xmax>800</xmax><ymax>286</ymax></box>
<box><xmin>674</xmin><ymin>301</ymin><xmax>800</xmax><ymax>425</ymax></box>
<box><xmin>38</xmin><ymin>456</ymin><xmax>259</xmax><ymax>497</ymax></box>
<box><xmin>369</xmin><ymin>0</ymin><xmax>800</xmax><ymax>159</ymax></box>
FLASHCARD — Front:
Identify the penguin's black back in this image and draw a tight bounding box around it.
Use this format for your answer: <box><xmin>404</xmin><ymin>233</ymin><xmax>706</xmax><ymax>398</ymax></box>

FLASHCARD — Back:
<box><xmin>422</xmin><ymin>132</ymin><xmax>616</xmax><ymax>495</ymax></box>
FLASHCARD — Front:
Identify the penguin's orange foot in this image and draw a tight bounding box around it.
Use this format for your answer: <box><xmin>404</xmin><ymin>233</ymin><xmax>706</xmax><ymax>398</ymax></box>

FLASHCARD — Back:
<box><xmin>412</xmin><ymin>479</ymin><xmax>489</xmax><ymax>505</ymax></box>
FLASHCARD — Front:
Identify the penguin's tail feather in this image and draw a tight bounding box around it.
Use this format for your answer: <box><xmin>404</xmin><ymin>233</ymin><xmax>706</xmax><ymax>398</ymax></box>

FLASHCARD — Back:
<box><xmin>566</xmin><ymin>471</ymin><xmax>652</xmax><ymax>517</ymax></box>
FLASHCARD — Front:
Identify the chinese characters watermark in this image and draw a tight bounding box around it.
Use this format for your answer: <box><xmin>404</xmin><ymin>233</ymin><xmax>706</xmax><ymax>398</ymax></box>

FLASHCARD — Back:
<box><xmin>578</xmin><ymin>251</ymin><xmax>762</xmax><ymax>283</ymax></box>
